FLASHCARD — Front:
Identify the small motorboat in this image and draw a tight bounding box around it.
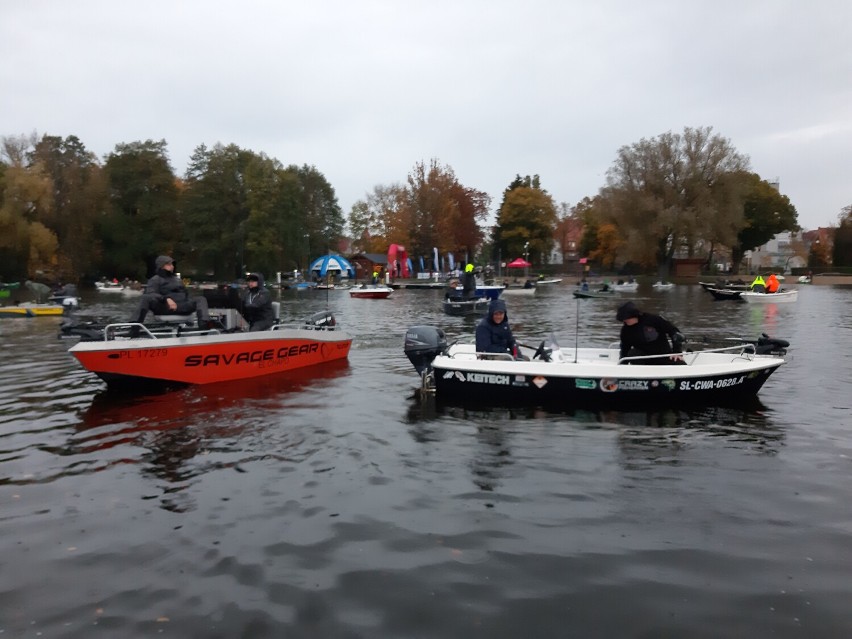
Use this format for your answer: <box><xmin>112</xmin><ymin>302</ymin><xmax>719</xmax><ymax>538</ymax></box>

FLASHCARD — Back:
<box><xmin>0</xmin><ymin>302</ymin><xmax>67</xmax><ymax>318</ymax></box>
<box><xmin>349</xmin><ymin>284</ymin><xmax>393</xmax><ymax>299</ymax></box>
<box><xmin>652</xmin><ymin>281</ymin><xmax>675</xmax><ymax>290</ymax></box>
<box><xmin>797</xmin><ymin>275</ymin><xmax>812</xmax><ymax>284</ymax></box>
<box><xmin>704</xmin><ymin>287</ymin><xmax>743</xmax><ymax>301</ymax></box>
<box><xmin>699</xmin><ymin>280</ymin><xmax>750</xmax><ymax>292</ymax></box>
<box><xmin>61</xmin><ymin>310</ymin><xmax>352</xmax><ymax>388</ymax></box>
<box><xmin>536</xmin><ymin>278</ymin><xmax>563</xmax><ymax>286</ymax></box>
<box><xmin>442</xmin><ymin>296</ymin><xmax>490</xmax><ymax>316</ymax></box>
<box><xmin>404</xmin><ymin>326</ymin><xmax>789</xmax><ymax>409</ymax></box>
<box><xmin>740</xmin><ymin>289</ymin><xmax>798</xmax><ymax>304</ymax></box>
<box><xmin>453</xmin><ymin>283</ymin><xmax>504</xmax><ymax>299</ymax></box>
<box><xmin>573</xmin><ymin>290</ymin><xmax>615</xmax><ymax>299</ymax></box>
<box><xmin>501</xmin><ymin>286</ymin><xmax>536</xmax><ymax>297</ymax></box>
<box><xmin>95</xmin><ymin>281</ymin><xmax>124</xmax><ymax>293</ymax></box>
<box><xmin>612</xmin><ymin>281</ymin><xmax>639</xmax><ymax>292</ymax></box>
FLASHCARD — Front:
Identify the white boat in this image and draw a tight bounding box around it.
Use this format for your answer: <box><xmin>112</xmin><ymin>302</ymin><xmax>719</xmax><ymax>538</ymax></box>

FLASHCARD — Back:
<box><xmin>95</xmin><ymin>281</ymin><xmax>124</xmax><ymax>293</ymax></box>
<box><xmin>349</xmin><ymin>284</ymin><xmax>393</xmax><ymax>299</ymax></box>
<box><xmin>797</xmin><ymin>275</ymin><xmax>812</xmax><ymax>284</ymax></box>
<box><xmin>652</xmin><ymin>281</ymin><xmax>675</xmax><ymax>290</ymax></box>
<box><xmin>536</xmin><ymin>278</ymin><xmax>563</xmax><ymax>285</ymax></box>
<box><xmin>612</xmin><ymin>282</ymin><xmax>639</xmax><ymax>292</ymax></box>
<box><xmin>501</xmin><ymin>286</ymin><xmax>536</xmax><ymax>296</ymax></box>
<box><xmin>740</xmin><ymin>290</ymin><xmax>798</xmax><ymax>304</ymax></box>
<box><xmin>404</xmin><ymin>327</ymin><xmax>789</xmax><ymax>409</ymax></box>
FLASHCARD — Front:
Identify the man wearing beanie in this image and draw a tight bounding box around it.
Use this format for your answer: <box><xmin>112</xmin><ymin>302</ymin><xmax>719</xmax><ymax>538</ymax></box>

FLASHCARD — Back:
<box><xmin>130</xmin><ymin>255</ymin><xmax>211</xmax><ymax>329</ymax></box>
<box><xmin>616</xmin><ymin>301</ymin><xmax>685</xmax><ymax>364</ymax></box>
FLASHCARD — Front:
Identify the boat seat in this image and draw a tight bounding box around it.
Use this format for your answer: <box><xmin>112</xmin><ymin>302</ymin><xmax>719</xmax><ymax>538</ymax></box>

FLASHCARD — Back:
<box><xmin>152</xmin><ymin>313</ymin><xmax>195</xmax><ymax>325</ymax></box>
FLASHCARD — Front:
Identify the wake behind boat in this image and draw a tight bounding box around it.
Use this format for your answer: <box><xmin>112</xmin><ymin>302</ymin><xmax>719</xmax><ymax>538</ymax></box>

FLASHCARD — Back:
<box><xmin>61</xmin><ymin>309</ymin><xmax>351</xmax><ymax>388</ymax></box>
<box><xmin>404</xmin><ymin>326</ymin><xmax>788</xmax><ymax>409</ymax></box>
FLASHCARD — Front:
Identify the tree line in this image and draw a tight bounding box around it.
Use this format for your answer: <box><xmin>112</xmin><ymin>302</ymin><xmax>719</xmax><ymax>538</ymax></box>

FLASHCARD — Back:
<box><xmin>2</xmin><ymin>126</ymin><xmax>847</xmax><ymax>285</ymax></box>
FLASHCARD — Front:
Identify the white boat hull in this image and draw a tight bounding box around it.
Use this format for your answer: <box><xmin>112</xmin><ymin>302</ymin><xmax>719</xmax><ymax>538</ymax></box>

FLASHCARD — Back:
<box><xmin>740</xmin><ymin>290</ymin><xmax>798</xmax><ymax>303</ymax></box>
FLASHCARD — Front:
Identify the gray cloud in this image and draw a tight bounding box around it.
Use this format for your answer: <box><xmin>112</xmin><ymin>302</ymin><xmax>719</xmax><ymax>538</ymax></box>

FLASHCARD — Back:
<box><xmin>2</xmin><ymin>0</ymin><xmax>849</xmax><ymax>230</ymax></box>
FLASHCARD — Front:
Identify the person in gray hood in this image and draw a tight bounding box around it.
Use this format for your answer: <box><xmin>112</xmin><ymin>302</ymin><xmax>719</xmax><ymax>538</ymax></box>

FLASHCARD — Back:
<box><xmin>241</xmin><ymin>272</ymin><xmax>275</xmax><ymax>331</ymax></box>
<box><xmin>130</xmin><ymin>255</ymin><xmax>211</xmax><ymax>327</ymax></box>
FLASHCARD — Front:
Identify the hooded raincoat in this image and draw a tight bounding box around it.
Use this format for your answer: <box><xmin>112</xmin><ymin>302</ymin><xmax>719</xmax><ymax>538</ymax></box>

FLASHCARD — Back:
<box><xmin>475</xmin><ymin>298</ymin><xmax>518</xmax><ymax>355</ymax></box>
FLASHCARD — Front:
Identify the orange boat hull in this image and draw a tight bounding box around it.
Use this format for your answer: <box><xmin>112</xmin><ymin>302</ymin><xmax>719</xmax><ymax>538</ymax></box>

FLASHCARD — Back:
<box><xmin>70</xmin><ymin>328</ymin><xmax>352</xmax><ymax>386</ymax></box>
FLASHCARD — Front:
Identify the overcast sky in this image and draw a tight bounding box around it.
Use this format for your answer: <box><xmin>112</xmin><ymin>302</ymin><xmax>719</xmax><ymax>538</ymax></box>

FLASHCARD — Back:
<box><xmin>2</xmin><ymin>0</ymin><xmax>849</xmax><ymax>231</ymax></box>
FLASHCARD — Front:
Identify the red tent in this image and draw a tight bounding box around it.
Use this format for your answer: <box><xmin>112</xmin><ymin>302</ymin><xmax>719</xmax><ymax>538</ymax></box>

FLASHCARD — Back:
<box><xmin>506</xmin><ymin>257</ymin><xmax>532</xmax><ymax>268</ymax></box>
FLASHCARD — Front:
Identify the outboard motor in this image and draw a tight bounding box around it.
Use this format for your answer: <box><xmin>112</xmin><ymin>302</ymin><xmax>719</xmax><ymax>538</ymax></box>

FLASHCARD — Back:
<box><xmin>305</xmin><ymin>310</ymin><xmax>336</xmax><ymax>328</ymax></box>
<box><xmin>404</xmin><ymin>325</ymin><xmax>447</xmax><ymax>376</ymax></box>
<box><xmin>754</xmin><ymin>333</ymin><xmax>789</xmax><ymax>356</ymax></box>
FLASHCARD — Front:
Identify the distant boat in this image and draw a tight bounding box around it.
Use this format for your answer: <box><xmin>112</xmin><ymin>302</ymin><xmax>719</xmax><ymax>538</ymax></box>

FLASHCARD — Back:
<box><xmin>0</xmin><ymin>302</ymin><xmax>66</xmax><ymax>318</ymax></box>
<box><xmin>349</xmin><ymin>284</ymin><xmax>393</xmax><ymax>299</ymax></box>
<box><xmin>652</xmin><ymin>281</ymin><xmax>675</xmax><ymax>290</ymax></box>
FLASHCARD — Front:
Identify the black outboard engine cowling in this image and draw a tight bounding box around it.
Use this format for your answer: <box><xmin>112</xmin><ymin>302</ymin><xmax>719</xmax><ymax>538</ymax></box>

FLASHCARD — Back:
<box><xmin>404</xmin><ymin>326</ymin><xmax>447</xmax><ymax>375</ymax></box>
<box><xmin>754</xmin><ymin>333</ymin><xmax>789</xmax><ymax>356</ymax></box>
<box><xmin>305</xmin><ymin>310</ymin><xmax>336</xmax><ymax>328</ymax></box>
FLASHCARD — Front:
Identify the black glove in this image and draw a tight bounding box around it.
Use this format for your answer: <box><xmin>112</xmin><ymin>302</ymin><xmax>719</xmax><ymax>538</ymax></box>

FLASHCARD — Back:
<box><xmin>671</xmin><ymin>332</ymin><xmax>685</xmax><ymax>352</ymax></box>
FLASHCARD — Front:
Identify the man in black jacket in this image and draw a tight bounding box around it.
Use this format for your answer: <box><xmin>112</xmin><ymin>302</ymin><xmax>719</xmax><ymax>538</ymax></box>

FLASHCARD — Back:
<box><xmin>616</xmin><ymin>301</ymin><xmax>685</xmax><ymax>364</ymax></box>
<box><xmin>241</xmin><ymin>272</ymin><xmax>275</xmax><ymax>331</ymax></box>
<box><xmin>130</xmin><ymin>255</ymin><xmax>210</xmax><ymax>327</ymax></box>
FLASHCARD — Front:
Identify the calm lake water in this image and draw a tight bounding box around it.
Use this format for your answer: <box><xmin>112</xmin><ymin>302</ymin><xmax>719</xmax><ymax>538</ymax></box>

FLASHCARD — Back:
<box><xmin>1</xmin><ymin>282</ymin><xmax>851</xmax><ymax>638</ymax></box>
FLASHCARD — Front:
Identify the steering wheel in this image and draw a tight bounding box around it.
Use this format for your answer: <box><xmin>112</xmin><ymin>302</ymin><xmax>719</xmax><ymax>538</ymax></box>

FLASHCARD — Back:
<box><xmin>533</xmin><ymin>340</ymin><xmax>550</xmax><ymax>361</ymax></box>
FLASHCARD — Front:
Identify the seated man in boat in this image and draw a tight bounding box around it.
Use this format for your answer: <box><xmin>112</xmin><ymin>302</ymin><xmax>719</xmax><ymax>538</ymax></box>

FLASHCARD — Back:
<box><xmin>130</xmin><ymin>255</ymin><xmax>212</xmax><ymax>328</ymax></box>
<box><xmin>616</xmin><ymin>301</ymin><xmax>685</xmax><ymax>365</ymax></box>
<box><xmin>475</xmin><ymin>298</ymin><xmax>527</xmax><ymax>360</ymax></box>
<box><xmin>766</xmin><ymin>273</ymin><xmax>780</xmax><ymax>293</ymax></box>
<box><xmin>241</xmin><ymin>272</ymin><xmax>275</xmax><ymax>331</ymax></box>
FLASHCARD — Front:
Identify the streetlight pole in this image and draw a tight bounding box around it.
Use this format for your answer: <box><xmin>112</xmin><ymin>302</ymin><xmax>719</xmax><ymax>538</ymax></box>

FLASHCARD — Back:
<box><xmin>523</xmin><ymin>241</ymin><xmax>529</xmax><ymax>279</ymax></box>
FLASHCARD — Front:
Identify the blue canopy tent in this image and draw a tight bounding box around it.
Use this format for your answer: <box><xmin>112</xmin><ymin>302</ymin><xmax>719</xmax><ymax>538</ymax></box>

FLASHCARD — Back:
<box><xmin>309</xmin><ymin>255</ymin><xmax>355</xmax><ymax>277</ymax></box>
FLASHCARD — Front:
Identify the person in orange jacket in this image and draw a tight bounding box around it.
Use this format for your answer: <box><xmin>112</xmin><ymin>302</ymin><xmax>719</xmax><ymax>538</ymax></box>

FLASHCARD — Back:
<box><xmin>766</xmin><ymin>273</ymin><xmax>780</xmax><ymax>293</ymax></box>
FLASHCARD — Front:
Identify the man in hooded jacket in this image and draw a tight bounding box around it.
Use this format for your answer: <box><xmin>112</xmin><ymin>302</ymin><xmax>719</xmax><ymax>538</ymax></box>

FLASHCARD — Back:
<box><xmin>616</xmin><ymin>301</ymin><xmax>685</xmax><ymax>364</ymax></box>
<box><xmin>241</xmin><ymin>272</ymin><xmax>275</xmax><ymax>331</ymax></box>
<box><xmin>130</xmin><ymin>255</ymin><xmax>210</xmax><ymax>327</ymax></box>
<box><xmin>475</xmin><ymin>298</ymin><xmax>522</xmax><ymax>358</ymax></box>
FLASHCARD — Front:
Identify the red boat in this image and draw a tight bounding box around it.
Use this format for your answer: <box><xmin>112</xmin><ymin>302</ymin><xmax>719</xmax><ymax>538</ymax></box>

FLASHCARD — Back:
<box><xmin>348</xmin><ymin>284</ymin><xmax>393</xmax><ymax>299</ymax></box>
<box><xmin>63</xmin><ymin>311</ymin><xmax>352</xmax><ymax>388</ymax></box>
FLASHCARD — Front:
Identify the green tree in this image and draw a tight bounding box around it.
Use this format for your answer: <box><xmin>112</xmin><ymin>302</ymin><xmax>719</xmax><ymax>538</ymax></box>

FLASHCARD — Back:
<box><xmin>182</xmin><ymin>143</ymin><xmax>254</xmax><ymax>279</ymax></box>
<box><xmin>731</xmin><ymin>172</ymin><xmax>799</xmax><ymax>272</ymax></box>
<box><xmin>291</xmin><ymin>164</ymin><xmax>346</xmax><ymax>262</ymax></box>
<box><xmin>30</xmin><ymin>135</ymin><xmax>107</xmax><ymax>281</ymax></box>
<box><xmin>832</xmin><ymin>205</ymin><xmax>852</xmax><ymax>267</ymax></box>
<box><xmin>101</xmin><ymin>139</ymin><xmax>179</xmax><ymax>279</ymax></box>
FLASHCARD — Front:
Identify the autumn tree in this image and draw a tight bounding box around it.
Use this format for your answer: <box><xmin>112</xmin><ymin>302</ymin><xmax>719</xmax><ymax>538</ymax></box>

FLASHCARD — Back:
<box><xmin>493</xmin><ymin>174</ymin><xmax>558</xmax><ymax>265</ymax></box>
<box><xmin>602</xmin><ymin>126</ymin><xmax>749</xmax><ymax>274</ymax></box>
<box><xmin>404</xmin><ymin>159</ymin><xmax>489</xmax><ymax>266</ymax></box>
<box><xmin>0</xmin><ymin>134</ymin><xmax>58</xmax><ymax>279</ymax></box>
<box><xmin>348</xmin><ymin>183</ymin><xmax>410</xmax><ymax>253</ymax></box>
